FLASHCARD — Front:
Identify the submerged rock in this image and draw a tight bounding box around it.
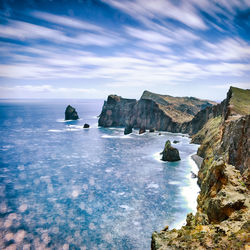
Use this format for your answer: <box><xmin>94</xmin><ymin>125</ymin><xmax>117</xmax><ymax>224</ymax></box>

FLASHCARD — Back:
<box><xmin>173</xmin><ymin>140</ymin><xmax>180</xmax><ymax>144</ymax></box>
<box><xmin>124</xmin><ymin>125</ymin><xmax>133</xmax><ymax>135</ymax></box>
<box><xmin>65</xmin><ymin>105</ymin><xmax>79</xmax><ymax>120</ymax></box>
<box><xmin>83</xmin><ymin>123</ymin><xmax>90</xmax><ymax>128</ymax></box>
<box><xmin>149</xmin><ymin>128</ymin><xmax>156</xmax><ymax>132</ymax></box>
<box><xmin>139</xmin><ymin>127</ymin><xmax>146</xmax><ymax>134</ymax></box>
<box><xmin>161</xmin><ymin>140</ymin><xmax>181</xmax><ymax>162</ymax></box>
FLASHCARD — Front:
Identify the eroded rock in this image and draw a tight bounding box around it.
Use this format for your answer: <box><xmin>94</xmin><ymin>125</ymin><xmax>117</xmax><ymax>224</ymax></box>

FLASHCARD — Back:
<box><xmin>161</xmin><ymin>140</ymin><xmax>181</xmax><ymax>162</ymax></box>
<box><xmin>65</xmin><ymin>105</ymin><xmax>79</xmax><ymax>120</ymax></box>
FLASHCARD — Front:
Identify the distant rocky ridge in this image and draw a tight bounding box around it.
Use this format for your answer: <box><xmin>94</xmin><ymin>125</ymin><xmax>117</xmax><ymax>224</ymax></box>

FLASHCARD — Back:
<box><xmin>151</xmin><ymin>87</ymin><xmax>250</xmax><ymax>249</ymax></box>
<box><xmin>98</xmin><ymin>90</ymin><xmax>216</xmax><ymax>131</ymax></box>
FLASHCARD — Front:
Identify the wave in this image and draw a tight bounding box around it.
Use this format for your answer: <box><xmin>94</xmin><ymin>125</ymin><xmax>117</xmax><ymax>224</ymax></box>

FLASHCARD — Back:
<box><xmin>147</xmin><ymin>183</ymin><xmax>159</xmax><ymax>189</ymax></box>
<box><xmin>153</xmin><ymin>152</ymin><xmax>162</xmax><ymax>162</ymax></box>
<box><xmin>101</xmin><ymin>134</ymin><xmax>132</xmax><ymax>139</ymax></box>
<box><xmin>56</xmin><ymin>118</ymin><xmax>83</xmax><ymax>123</ymax></box>
<box><xmin>168</xmin><ymin>181</ymin><xmax>182</xmax><ymax>185</ymax></box>
<box><xmin>180</xmin><ymin>154</ymin><xmax>200</xmax><ymax>213</ymax></box>
<box><xmin>48</xmin><ymin>129</ymin><xmax>64</xmax><ymax>133</ymax></box>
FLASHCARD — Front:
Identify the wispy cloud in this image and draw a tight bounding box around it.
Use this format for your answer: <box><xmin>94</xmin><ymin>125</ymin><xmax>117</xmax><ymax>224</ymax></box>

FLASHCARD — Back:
<box><xmin>189</xmin><ymin>38</ymin><xmax>250</xmax><ymax>61</ymax></box>
<box><xmin>102</xmin><ymin>0</ymin><xmax>207</xmax><ymax>29</ymax></box>
<box><xmin>32</xmin><ymin>11</ymin><xmax>104</xmax><ymax>32</ymax></box>
<box><xmin>0</xmin><ymin>17</ymin><xmax>122</xmax><ymax>47</ymax></box>
<box><xmin>0</xmin><ymin>1</ymin><xmax>249</xmax><ymax>100</ymax></box>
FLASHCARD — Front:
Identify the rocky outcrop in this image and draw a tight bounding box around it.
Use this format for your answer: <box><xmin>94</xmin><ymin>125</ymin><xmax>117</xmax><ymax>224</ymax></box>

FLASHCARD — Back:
<box><xmin>83</xmin><ymin>123</ymin><xmax>90</xmax><ymax>128</ymax></box>
<box><xmin>65</xmin><ymin>105</ymin><xmax>79</xmax><ymax>120</ymax></box>
<box><xmin>161</xmin><ymin>140</ymin><xmax>181</xmax><ymax>162</ymax></box>
<box><xmin>152</xmin><ymin>87</ymin><xmax>250</xmax><ymax>249</ymax></box>
<box><xmin>139</xmin><ymin>127</ymin><xmax>146</xmax><ymax>134</ymax></box>
<box><xmin>98</xmin><ymin>91</ymin><xmax>215</xmax><ymax>131</ymax></box>
<box><xmin>98</xmin><ymin>95</ymin><xmax>136</xmax><ymax>127</ymax></box>
<box><xmin>124</xmin><ymin>125</ymin><xmax>133</xmax><ymax>135</ymax></box>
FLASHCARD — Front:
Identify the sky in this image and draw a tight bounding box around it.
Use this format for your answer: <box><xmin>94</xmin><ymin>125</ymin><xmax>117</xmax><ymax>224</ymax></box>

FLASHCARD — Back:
<box><xmin>0</xmin><ymin>0</ymin><xmax>250</xmax><ymax>101</ymax></box>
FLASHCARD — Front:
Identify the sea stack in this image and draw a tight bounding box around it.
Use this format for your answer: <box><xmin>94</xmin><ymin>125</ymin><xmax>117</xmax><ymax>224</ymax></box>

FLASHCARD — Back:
<box><xmin>161</xmin><ymin>140</ymin><xmax>181</xmax><ymax>162</ymax></box>
<box><xmin>65</xmin><ymin>105</ymin><xmax>79</xmax><ymax>120</ymax></box>
<box><xmin>124</xmin><ymin>125</ymin><xmax>133</xmax><ymax>135</ymax></box>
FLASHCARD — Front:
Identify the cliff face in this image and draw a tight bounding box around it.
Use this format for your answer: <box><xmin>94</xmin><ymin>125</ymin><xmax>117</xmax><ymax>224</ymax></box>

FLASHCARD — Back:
<box><xmin>98</xmin><ymin>90</ymin><xmax>215</xmax><ymax>131</ymax></box>
<box><xmin>98</xmin><ymin>95</ymin><xmax>136</xmax><ymax>127</ymax></box>
<box><xmin>151</xmin><ymin>87</ymin><xmax>250</xmax><ymax>249</ymax></box>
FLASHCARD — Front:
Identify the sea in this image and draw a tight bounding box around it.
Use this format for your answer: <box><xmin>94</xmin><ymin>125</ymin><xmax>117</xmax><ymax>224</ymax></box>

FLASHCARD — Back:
<box><xmin>0</xmin><ymin>99</ymin><xmax>200</xmax><ymax>249</ymax></box>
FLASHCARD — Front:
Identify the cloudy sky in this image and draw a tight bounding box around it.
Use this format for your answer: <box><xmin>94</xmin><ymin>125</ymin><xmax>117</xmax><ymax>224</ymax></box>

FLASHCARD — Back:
<box><xmin>0</xmin><ymin>0</ymin><xmax>249</xmax><ymax>100</ymax></box>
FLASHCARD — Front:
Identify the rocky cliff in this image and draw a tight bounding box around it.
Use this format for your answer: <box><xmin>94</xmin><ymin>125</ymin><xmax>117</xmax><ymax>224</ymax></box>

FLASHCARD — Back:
<box><xmin>151</xmin><ymin>87</ymin><xmax>250</xmax><ymax>249</ymax></box>
<box><xmin>98</xmin><ymin>90</ymin><xmax>215</xmax><ymax>131</ymax></box>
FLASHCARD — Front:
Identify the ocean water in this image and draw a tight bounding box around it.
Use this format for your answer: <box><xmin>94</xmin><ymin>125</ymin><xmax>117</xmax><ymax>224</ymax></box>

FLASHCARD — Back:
<box><xmin>0</xmin><ymin>99</ymin><xmax>199</xmax><ymax>249</ymax></box>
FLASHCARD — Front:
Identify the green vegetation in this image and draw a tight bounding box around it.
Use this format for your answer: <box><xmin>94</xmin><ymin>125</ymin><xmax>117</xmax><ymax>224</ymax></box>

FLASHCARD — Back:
<box><xmin>192</xmin><ymin>116</ymin><xmax>222</xmax><ymax>158</ymax></box>
<box><xmin>230</xmin><ymin>87</ymin><xmax>250</xmax><ymax>115</ymax></box>
<box><xmin>141</xmin><ymin>90</ymin><xmax>216</xmax><ymax>123</ymax></box>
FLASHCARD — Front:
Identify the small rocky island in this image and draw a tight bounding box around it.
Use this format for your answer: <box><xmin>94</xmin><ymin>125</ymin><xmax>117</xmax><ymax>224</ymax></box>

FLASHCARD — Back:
<box><xmin>161</xmin><ymin>140</ymin><xmax>181</xmax><ymax>162</ymax></box>
<box><xmin>65</xmin><ymin>105</ymin><xmax>79</xmax><ymax>120</ymax></box>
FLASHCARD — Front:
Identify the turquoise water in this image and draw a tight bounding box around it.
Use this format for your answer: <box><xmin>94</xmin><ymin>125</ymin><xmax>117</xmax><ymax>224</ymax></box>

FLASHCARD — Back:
<box><xmin>0</xmin><ymin>99</ymin><xmax>199</xmax><ymax>249</ymax></box>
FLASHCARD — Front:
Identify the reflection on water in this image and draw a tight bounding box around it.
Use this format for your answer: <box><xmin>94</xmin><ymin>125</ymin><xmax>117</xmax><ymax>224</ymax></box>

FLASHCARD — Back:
<box><xmin>0</xmin><ymin>100</ymin><xmax>199</xmax><ymax>249</ymax></box>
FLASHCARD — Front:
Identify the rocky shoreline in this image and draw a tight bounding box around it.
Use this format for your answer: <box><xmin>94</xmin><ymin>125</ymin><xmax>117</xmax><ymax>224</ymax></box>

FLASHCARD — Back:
<box><xmin>191</xmin><ymin>154</ymin><xmax>203</xmax><ymax>169</ymax></box>
<box><xmin>151</xmin><ymin>87</ymin><xmax>250</xmax><ymax>249</ymax></box>
<box><xmin>98</xmin><ymin>87</ymin><xmax>249</xmax><ymax>249</ymax></box>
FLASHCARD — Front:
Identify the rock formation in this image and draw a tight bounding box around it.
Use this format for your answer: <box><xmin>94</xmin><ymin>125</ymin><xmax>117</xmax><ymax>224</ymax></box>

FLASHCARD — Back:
<box><xmin>161</xmin><ymin>140</ymin><xmax>181</xmax><ymax>162</ymax></box>
<box><xmin>98</xmin><ymin>90</ymin><xmax>215</xmax><ymax>131</ymax></box>
<box><xmin>151</xmin><ymin>87</ymin><xmax>250</xmax><ymax>249</ymax></box>
<box><xmin>83</xmin><ymin>123</ymin><xmax>90</xmax><ymax>128</ymax></box>
<box><xmin>139</xmin><ymin>127</ymin><xmax>146</xmax><ymax>134</ymax></box>
<box><xmin>124</xmin><ymin>125</ymin><xmax>133</xmax><ymax>135</ymax></box>
<box><xmin>65</xmin><ymin>105</ymin><xmax>79</xmax><ymax>120</ymax></box>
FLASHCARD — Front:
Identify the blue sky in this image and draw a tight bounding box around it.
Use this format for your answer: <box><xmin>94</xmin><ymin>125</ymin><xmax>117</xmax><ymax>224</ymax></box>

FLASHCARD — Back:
<box><xmin>0</xmin><ymin>0</ymin><xmax>249</xmax><ymax>101</ymax></box>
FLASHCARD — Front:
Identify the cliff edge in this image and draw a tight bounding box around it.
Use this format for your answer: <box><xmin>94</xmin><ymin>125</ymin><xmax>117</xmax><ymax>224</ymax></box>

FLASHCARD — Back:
<box><xmin>151</xmin><ymin>87</ymin><xmax>250</xmax><ymax>249</ymax></box>
<box><xmin>98</xmin><ymin>90</ymin><xmax>215</xmax><ymax>131</ymax></box>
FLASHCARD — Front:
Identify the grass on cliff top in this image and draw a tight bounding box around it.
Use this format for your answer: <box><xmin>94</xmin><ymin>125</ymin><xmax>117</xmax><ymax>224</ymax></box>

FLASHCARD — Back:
<box><xmin>230</xmin><ymin>87</ymin><xmax>250</xmax><ymax>115</ymax></box>
<box><xmin>193</xmin><ymin>116</ymin><xmax>222</xmax><ymax>158</ymax></box>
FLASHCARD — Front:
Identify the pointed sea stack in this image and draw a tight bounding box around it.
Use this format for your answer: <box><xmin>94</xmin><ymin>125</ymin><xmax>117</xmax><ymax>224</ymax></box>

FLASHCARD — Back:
<box><xmin>65</xmin><ymin>105</ymin><xmax>79</xmax><ymax>120</ymax></box>
<box><xmin>161</xmin><ymin>140</ymin><xmax>181</xmax><ymax>162</ymax></box>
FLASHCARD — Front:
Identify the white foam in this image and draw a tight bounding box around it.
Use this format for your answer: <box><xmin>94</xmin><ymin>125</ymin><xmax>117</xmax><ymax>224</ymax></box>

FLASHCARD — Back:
<box><xmin>153</xmin><ymin>152</ymin><xmax>162</xmax><ymax>162</ymax></box>
<box><xmin>119</xmin><ymin>205</ymin><xmax>133</xmax><ymax>211</ymax></box>
<box><xmin>56</xmin><ymin>119</ymin><xmax>68</xmax><ymax>123</ymax></box>
<box><xmin>168</xmin><ymin>181</ymin><xmax>182</xmax><ymax>185</ymax></box>
<box><xmin>48</xmin><ymin>129</ymin><xmax>63</xmax><ymax>133</ymax></box>
<box><xmin>65</xmin><ymin>128</ymin><xmax>80</xmax><ymax>131</ymax></box>
<box><xmin>68</xmin><ymin>125</ymin><xmax>83</xmax><ymax>129</ymax></box>
<box><xmin>105</xmin><ymin>168</ymin><xmax>113</xmax><ymax>173</ymax></box>
<box><xmin>171</xmin><ymin>219</ymin><xmax>186</xmax><ymax>229</ymax></box>
<box><xmin>147</xmin><ymin>183</ymin><xmax>159</xmax><ymax>189</ymax></box>
<box><xmin>101</xmin><ymin>134</ymin><xmax>131</xmax><ymax>139</ymax></box>
<box><xmin>180</xmin><ymin>155</ymin><xmax>200</xmax><ymax>213</ymax></box>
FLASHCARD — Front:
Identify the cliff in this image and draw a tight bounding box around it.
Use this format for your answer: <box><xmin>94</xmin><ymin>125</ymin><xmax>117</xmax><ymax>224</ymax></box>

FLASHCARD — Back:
<box><xmin>98</xmin><ymin>90</ymin><xmax>215</xmax><ymax>131</ymax></box>
<box><xmin>151</xmin><ymin>87</ymin><xmax>250</xmax><ymax>249</ymax></box>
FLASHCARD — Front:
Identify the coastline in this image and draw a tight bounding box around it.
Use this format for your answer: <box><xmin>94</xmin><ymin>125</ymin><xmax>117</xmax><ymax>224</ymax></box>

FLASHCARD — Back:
<box><xmin>191</xmin><ymin>154</ymin><xmax>203</xmax><ymax>169</ymax></box>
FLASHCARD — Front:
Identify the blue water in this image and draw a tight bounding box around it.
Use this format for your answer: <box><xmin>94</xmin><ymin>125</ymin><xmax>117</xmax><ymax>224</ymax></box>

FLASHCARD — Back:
<box><xmin>0</xmin><ymin>99</ymin><xmax>199</xmax><ymax>249</ymax></box>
